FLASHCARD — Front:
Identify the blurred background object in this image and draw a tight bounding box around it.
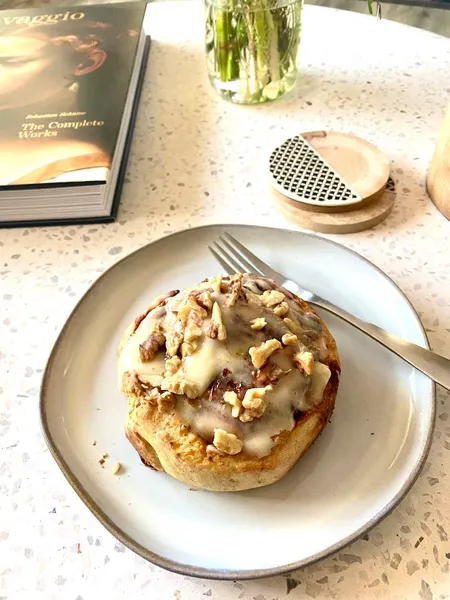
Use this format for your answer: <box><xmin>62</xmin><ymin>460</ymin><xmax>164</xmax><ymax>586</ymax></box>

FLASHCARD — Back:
<box><xmin>310</xmin><ymin>0</ymin><xmax>450</xmax><ymax>35</ymax></box>
<box><xmin>0</xmin><ymin>0</ymin><xmax>448</xmax><ymax>37</ymax></box>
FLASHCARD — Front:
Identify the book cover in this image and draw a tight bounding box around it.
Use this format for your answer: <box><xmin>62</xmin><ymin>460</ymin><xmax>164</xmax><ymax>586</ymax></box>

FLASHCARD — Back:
<box><xmin>0</xmin><ymin>2</ymin><xmax>146</xmax><ymax>188</ymax></box>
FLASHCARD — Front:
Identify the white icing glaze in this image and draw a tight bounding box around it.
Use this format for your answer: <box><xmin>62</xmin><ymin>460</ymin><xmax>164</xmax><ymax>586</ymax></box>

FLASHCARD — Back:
<box><xmin>182</xmin><ymin>337</ymin><xmax>243</xmax><ymax>396</ymax></box>
<box><xmin>118</xmin><ymin>314</ymin><xmax>165</xmax><ymax>386</ymax></box>
<box><xmin>119</xmin><ymin>274</ymin><xmax>333</xmax><ymax>457</ymax></box>
<box><xmin>310</xmin><ymin>362</ymin><xmax>332</xmax><ymax>403</ymax></box>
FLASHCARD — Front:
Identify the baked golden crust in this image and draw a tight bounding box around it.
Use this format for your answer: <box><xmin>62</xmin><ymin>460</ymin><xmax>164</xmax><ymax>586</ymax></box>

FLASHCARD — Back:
<box><xmin>119</xmin><ymin>275</ymin><xmax>340</xmax><ymax>492</ymax></box>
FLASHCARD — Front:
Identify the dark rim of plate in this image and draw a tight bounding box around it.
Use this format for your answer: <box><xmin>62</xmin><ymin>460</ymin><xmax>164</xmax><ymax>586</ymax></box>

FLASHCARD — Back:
<box><xmin>39</xmin><ymin>223</ymin><xmax>436</xmax><ymax>581</ymax></box>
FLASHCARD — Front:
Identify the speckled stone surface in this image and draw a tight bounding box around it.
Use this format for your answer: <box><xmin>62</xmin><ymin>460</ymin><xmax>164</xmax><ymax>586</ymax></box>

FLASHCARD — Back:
<box><xmin>1</xmin><ymin>2</ymin><xmax>450</xmax><ymax>598</ymax></box>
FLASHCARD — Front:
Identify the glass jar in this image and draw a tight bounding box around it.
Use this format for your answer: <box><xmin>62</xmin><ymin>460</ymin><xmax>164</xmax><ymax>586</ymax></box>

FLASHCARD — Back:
<box><xmin>204</xmin><ymin>0</ymin><xmax>303</xmax><ymax>104</ymax></box>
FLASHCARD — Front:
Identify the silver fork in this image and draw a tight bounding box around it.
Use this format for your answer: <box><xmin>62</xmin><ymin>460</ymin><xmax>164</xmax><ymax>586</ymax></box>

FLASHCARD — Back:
<box><xmin>209</xmin><ymin>232</ymin><xmax>450</xmax><ymax>392</ymax></box>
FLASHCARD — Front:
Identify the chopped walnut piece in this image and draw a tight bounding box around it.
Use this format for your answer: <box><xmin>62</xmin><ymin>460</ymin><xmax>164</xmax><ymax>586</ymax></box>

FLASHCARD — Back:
<box><xmin>240</xmin><ymin>386</ymin><xmax>272</xmax><ymax>421</ymax></box>
<box><xmin>283</xmin><ymin>317</ymin><xmax>302</xmax><ymax>335</ymax></box>
<box><xmin>165</xmin><ymin>355</ymin><xmax>181</xmax><ymax>376</ymax></box>
<box><xmin>138</xmin><ymin>326</ymin><xmax>165</xmax><ymax>362</ymax></box>
<box><xmin>159</xmin><ymin>391</ymin><xmax>175</xmax><ymax>410</ymax></box>
<box><xmin>189</xmin><ymin>309</ymin><xmax>203</xmax><ymax>326</ymax></box>
<box><xmin>261</xmin><ymin>289</ymin><xmax>285</xmax><ymax>307</ymax></box>
<box><xmin>177</xmin><ymin>305</ymin><xmax>191</xmax><ymax>326</ymax></box>
<box><xmin>273</xmin><ymin>302</ymin><xmax>289</xmax><ymax>317</ymax></box>
<box><xmin>122</xmin><ymin>371</ymin><xmax>146</xmax><ymax>396</ymax></box>
<box><xmin>250</xmin><ymin>317</ymin><xmax>267</xmax><ymax>331</ymax></box>
<box><xmin>187</xmin><ymin>296</ymin><xmax>208</xmax><ymax>318</ymax></box>
<box><xmin>223</xmin><ymin>390</ymin><xmax>242</xmax><ymax>418</ymax></box>
<box><xmin>206</xmin><ymin>302</ymin><xmax>227</xmax><ymax>340</ymax></box>
<box><xmin>242</xmin><ymin>386</ymin><xmax>272</xmax><ymax>407</ymax></box>
<box><xmin>249</xmin><ymin>338</ymin><xmax>282</xmax><ymax>369</ymax></box>
<box><xmin>140</xmin><ymin>374</ymin><xmax>163</xmax><ymax>388</ymax></box>
<box><xmin>195</xmin><ymin>291</ymin><xmax>213</xmax><ymax>311</ymax></box>
<box><xmin>239</xmin><ymin>412</ymin><xmax>254</xmax><ymax>423</ymax></box>
<box><xmin>184</xmin><ymin>319</ymin><xmax>203</xmax><ymax>342</ymax></box>
<box><xmin>145</xmin><ymin>388</ymin><xmax>160</xmax><ymax>405</ymax></box>
<box><xmin>282</xmin><ymin>332</ymin><xmax>298</xmax><ymax>346</ymax></box>
<box><xmin>294</xmin><ymin>351</ymin><xmax>315</xmax><ymax>375</ymax></box>
<box><xmin>226</xmin><ymin>273</ymin><xmax>243</xmax><ymax>307</ymax></box>
<box><xmin>181</xmin><ymin>341</ymin><xmax>197</xmax><ymax>357</ymax></box>
<box><xmin>161</xmin><ymin>377</ymin><xmax>198</xmax><ymax>399</ymax></box>
<box><xmin>213</xmin><ymin>428</ymin><xmax>243</xmax><ymax>455</ymax></box>
<box><xmin>210</xmin><ymin>275</ymin><xmax>222</xmax><ymax>294</ymax></box>
<box><xmin>165</xmin><ymin>331</ymin><xmax>183</xmax><ymax>357</ymax></box>
<box><xmin>245</xmin><ymin>290</ymin><xmax>263</xmax><ymax>307</ymax></box>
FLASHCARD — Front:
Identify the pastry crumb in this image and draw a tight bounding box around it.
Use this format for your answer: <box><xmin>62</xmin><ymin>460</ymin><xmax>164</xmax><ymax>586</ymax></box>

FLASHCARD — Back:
<box><xmin>92</xmin><ymin>440</ymin><xmax>97</xmax><ymax>446</ymax></box>
<box><xmin>112</xmin><ymin>462</ymin><xmax>121</xmax><ymax>475</ymax></box>
<box><xmin>98</xmin><ymin>452</ymin><xmax>109</xmax><ymax>467</ymax></box>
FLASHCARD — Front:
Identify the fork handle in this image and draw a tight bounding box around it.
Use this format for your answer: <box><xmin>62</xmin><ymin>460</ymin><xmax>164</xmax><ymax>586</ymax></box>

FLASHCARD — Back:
<box><xmin>313</xmin><ymin>296</ymin><xmax>450</xmax><ymax>392</ymax></box>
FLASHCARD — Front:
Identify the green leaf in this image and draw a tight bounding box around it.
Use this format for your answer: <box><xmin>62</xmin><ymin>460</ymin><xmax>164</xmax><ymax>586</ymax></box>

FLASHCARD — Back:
<box><xmin>367</xmin><ymin>0</ymin><xmax>373</xmax><ymax>15</ymax></box>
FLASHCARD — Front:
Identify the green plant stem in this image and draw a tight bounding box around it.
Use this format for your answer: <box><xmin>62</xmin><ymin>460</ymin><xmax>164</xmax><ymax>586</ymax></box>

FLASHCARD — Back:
<box><xmin>227</xmin><ymin>27</ymin><xmax>240</xmax><ymax>80</ymax></box>
<box><xmin>215</xmin><ymin>9</ymin><xmax>231</xmax><ymax>82</ymax></box>
<box><xmin>266</xmin><ymin>8</ymin><xmax>281</xmax><ymax>83</ymax></box>
<box><xmin>214</xmin><ymin>6</ymin><xmax>240</xmax><ymax>83</ymax></box>
<box><xmin>239</xmin><ymin>10</ymin><xmax>255</xmax><ymax>97</ymax></box>
<box><xmin>254</xmin><ymin>7</ymin><xmax>269</xmax><ymax>87</ymax></box>
<box><xmin>206</xmin><ymin>0</ymin><xmax>303</xmax><ymax>103</ymax></box>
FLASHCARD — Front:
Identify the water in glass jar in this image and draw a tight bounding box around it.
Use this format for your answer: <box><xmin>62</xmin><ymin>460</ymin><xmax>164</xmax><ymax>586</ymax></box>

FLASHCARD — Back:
<box><xmin>205</xmin><ymin>0</ymin><xmax>303</xmax><ymax>104</ymax></box>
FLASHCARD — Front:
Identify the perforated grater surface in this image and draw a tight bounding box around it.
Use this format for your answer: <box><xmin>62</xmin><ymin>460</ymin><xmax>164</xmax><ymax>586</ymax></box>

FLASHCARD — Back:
<box><xmin>269</xmin><ymin>135</ymin><xmax>362</xmax><ymax>208</ymax></box>
<box><xmin>270</xmin><ymin>129</ymin><xmax>392</xmax><ymax>213</ymax></box>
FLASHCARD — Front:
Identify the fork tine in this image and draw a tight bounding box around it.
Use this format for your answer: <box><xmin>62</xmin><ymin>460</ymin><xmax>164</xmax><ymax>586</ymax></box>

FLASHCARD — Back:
<box><xmin>224</xmin><ymin>232</ymin><xmax>279</xmax><ymax>279</ymax></box>
<box><xmin>212</xmin><ymin>241</ymin><xmax>244</xmax><ymax>273</ymax></box>
<box><xmin>218</xmin><ymin>235</ymin><xmax>264</xmax><ymax>276</ymax></box>
<box><xmin>208</xmin><ymin>245</ymin><xmax>237</xmax><ymax>276</ymax></box>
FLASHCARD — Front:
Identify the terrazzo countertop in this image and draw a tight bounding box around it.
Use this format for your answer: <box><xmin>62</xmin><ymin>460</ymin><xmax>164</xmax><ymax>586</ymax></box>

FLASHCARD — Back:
<box><xmin>1</xmin><ymin>2</ymin><xmax>450</xmax><ymax>598</ymax></box>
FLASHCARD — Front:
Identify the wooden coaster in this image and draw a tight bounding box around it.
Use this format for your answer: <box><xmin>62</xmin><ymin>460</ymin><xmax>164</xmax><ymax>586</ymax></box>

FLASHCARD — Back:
<box><xmin>269</xmin><ymin>130</ymin><xmax>393</xmax><ymax>233</ymax></box>
<box><xmin>275</xmin><ymin>178</ymin><xmax>396</xmax><ymax>234</ymax></box>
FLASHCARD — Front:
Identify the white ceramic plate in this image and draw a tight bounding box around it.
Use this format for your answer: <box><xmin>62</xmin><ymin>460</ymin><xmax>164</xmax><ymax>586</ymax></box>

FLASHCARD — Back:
<box><xmin>41</xmin><ymin>224</ymin><xmax>435</xmax><ymax>579</ymax></box>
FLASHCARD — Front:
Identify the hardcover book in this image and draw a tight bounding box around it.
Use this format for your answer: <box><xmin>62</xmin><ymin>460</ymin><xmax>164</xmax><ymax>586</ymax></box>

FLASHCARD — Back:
<box><xmin>0</xmin><ymin>2</ymin><xmax>149</xmax><ymax>226</ymax></box>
